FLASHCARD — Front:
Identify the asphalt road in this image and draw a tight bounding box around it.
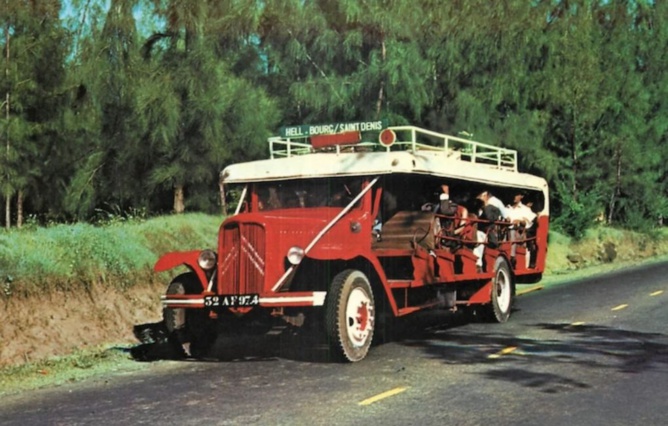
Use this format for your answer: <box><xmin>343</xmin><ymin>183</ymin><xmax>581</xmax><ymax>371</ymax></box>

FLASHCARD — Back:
<box><xmin>1</xmin><ymin>261</ymin><xmax>667</xmax><ymax>426</ymax></box>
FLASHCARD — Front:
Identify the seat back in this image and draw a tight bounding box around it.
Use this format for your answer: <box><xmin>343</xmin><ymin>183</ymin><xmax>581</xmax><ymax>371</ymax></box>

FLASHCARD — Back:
<box><xmin>374</xmin><ymin>211</ymin><xmax>437</xmax><ymax>250</ymax></box>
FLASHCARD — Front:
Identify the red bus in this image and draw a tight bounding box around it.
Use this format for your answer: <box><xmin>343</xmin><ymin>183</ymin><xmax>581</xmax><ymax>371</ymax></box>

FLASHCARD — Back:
<box><xmin>156</xmin><ymin>123</ymin><xmax>549</xmax><ymax>362</ymax></box>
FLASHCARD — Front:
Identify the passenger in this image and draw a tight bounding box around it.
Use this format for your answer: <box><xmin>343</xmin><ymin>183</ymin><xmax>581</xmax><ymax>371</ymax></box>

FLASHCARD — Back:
<box><xmin>450</xmin><ymin>195</ymin><xmax>470</xmax><ymax>238</ymax></box>
<box><xmin>476</xmin><ymin>189</ymin><xmax>508</xmax><ymax>221</ymax></box>
<box><xmin>327</xmin><ymin>185</ymin><xmax>351</xmax><ymax>207</ymax></box>
<box><xmin>261</xmin><ymin>186</ymin><xmax>281</xmax><ymax>210</ymax></box>
<box><xmin>476</xmin><ymin>190</ymin><xmax>508</xmax><ymax>248</ymax></box>
<box><xmin>507</xmin><ymin>190</ymin><xmax>536</xmax><ymax>229</ymax></box>
<box><xmin>373</xmin><ymin>188</ymin><xmax>398</xmax><ymax>242</ymax></box>
<box><xmin>507</xmin><ymin>190</ymin><xmax>537</xmax><ymax>266</ymax></box>
<box><xmin>426</xmin><ymin>185</ymin><xmax>466</xmax><ymax>249</ymax></box>
<box><xmin>295</xmin><ymin>189</ymin><xmax>308</xmax><ymax>207</ymax></box>
<box><xmin>372</xmin><ymin>218</ymin><xmax>382</xmax><ymax>242</ymax></box>
<box><xmin>421</xmin><ymin>184</ymin><xmax>451</xmax><ymax>214</ymax></box>
<box><xmin>469</xmin><ymin>213</ymin><xmax>486</xmax><ymax>273</ymax></box>
<box><xmin>437</xmin><ymin>185</ymin><xmax>458</xmax><ymax>217</ymax></box>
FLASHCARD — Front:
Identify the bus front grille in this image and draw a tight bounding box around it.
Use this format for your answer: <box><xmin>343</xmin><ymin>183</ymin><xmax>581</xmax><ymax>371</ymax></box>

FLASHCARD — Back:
<box><xmin>220</xmin><ymin>223</ymin><xmax>266</xmax><ymax>294</ymax></box>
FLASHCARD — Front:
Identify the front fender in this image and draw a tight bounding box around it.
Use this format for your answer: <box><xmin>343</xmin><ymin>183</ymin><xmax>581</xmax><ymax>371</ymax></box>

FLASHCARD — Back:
<box><xmin>154</xmin><ymin>251</ymin><xmax>208</xmax><ymax>291</ymax></box>
<box><xmin>300</xmin><ymin>249</ymin><xmax>399</xmax><ymax>317</ymax></box>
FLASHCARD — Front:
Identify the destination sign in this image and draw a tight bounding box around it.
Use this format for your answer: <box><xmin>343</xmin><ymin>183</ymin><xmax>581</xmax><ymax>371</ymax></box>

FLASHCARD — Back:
<box><xmin>280</xmin><ymin>119</ymin><xmax>388</xmax><ymax>138</ymax></box>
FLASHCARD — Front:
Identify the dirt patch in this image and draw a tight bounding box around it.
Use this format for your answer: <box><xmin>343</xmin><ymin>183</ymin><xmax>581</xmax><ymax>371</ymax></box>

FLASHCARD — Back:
<box><xmin>0</xmin><ymin>280</ymin><xmax>165</xmax><ymax>368</ymax></box>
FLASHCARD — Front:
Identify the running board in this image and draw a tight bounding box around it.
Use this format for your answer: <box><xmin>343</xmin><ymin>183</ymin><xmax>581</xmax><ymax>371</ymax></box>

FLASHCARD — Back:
<box><xmin>396</xmin><ymin>299</ymin><xmax>444</xmax><ymax>316</ymax></box>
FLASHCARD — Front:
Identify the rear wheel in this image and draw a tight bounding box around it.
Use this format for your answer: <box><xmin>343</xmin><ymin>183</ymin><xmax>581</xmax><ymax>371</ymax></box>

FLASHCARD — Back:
<box><xmin>487</xmin><ymin>257</ymin><xmax>514</xmax><ymax>322</ymax></box>
<box><xmin>325</xmin><ymin>270</ymin><xmax>375</xmax><ymax>362</ymax></box>
<box><xmin>163</xmin><ymin>273</ymin><xmax>216</xmax><ymax>358</ymax></box>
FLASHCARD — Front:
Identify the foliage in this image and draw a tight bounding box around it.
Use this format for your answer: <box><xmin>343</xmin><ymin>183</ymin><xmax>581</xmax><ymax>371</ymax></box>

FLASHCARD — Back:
<box><xmin>0</xmin><ymin>1</ymin><xmax>666</xmax><ymax>236</ymax></box>
<box><xmin>552</xmin><ymin>187</ymin><xmax>600</xmax><ymax>241</ymax></box>
<box><xmin>0</xmin><ymin>1</ymin><xmax>70</xmax><ymax>226</ymax></box>
<box><xmin>0</xmin><ymin>213</ymin><xmax>221</xmax><ymax>298</ymax></box>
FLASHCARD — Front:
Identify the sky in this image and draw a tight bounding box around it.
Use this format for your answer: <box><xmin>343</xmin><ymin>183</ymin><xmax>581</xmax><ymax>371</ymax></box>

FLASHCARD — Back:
<box><xmin>60</xmin><ymin>0</ymin><xmax>149</xmax><ymax>31</ymax></box>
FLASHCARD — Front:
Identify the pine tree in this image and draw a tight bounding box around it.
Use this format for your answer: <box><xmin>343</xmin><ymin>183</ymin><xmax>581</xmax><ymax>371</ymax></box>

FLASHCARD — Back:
<box><xmin>258</xmin><ymin>0</ymin><xmax>433</xmax><ymax>125</ymax></box>
<box><xmin>142</xmin><ymin>0</ymin><xmax>278</xmax><ymax>213</ymax></box>
<box><xmin>0</xmin><ymin>0</ymin><xmax>68</xmax><ymax>228</ymax></box>
<box><xmin>60</xmin><ymin>0</ymin><xmax>149</xmax><ymax>219</ymax></box>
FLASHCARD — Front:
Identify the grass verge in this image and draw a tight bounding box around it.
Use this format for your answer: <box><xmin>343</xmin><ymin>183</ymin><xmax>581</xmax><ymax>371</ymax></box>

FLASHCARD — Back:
<box><xmin>0</xmin><ymin>345</ymin><xmax>145</xmax><ymax>397</ymax></box>
<box><xmin>0</xmin><ymin>213</ymin><xmax>222</xmax><ymax>298</ymax></box>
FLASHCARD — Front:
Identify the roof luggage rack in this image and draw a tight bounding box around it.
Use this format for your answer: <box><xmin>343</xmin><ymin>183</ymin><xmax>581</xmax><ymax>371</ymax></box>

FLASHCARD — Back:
<box><xmin>268</xmin><ymin>125</ymin><xmax>518</xmax><ymax>172</ymax></box>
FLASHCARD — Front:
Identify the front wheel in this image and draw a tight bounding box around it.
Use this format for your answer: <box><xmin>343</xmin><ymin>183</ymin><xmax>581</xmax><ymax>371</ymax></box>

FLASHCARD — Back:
<box><xmin>325</xmin><ymin>270</ymin><xmax>375</xmax><ymax>362</ymax></box>
<box><xmin>487</xmin><ymin>257</ymin><xmax>514</xmax><ymax>323</ymax></box>
<box><xmin>163</xmin><ymin>273</ymin><xmax>216</xmax><ymax>358</ymax></box>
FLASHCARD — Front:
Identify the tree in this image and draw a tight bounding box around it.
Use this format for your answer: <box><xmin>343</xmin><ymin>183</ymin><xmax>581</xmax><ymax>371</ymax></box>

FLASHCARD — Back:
<box><xmin>585</xmin><ymin>0</ymin><xmax>652</xmax><ymax>227</ymax></box>
<box><xmin>640</xmin><ymin>0</ymin><xmax>668</xmax><ymax>226</ymax></box>
<box><xmin>142</xmin><ymin>0</ymin><xmax>278</xmax><ymax>213</ymax></box>
<box><xmin>60</xmin><ymin>0</ymin><xmax>151</xmax><ymax>219</ymax></box>
<box><xmin>0</xmin><ymin>0</ymin><xmax>69</xmax><ymax>228</ymax></box>
<box><xmin>258</xmin><ymin>0</ymin><xmax>433</xmax><ymax>126</ymax></box>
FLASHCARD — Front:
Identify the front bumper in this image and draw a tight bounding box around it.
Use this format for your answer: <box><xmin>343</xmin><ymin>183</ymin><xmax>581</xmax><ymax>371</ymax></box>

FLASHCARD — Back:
<box><xmin>161</xmin><ymin>291</ymin><xmax>327</xmax><ymax>309</ymax></box>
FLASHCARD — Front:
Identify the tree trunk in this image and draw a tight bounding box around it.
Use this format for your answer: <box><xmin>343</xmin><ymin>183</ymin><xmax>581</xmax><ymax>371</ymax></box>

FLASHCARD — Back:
<box><xmin>17</xmin><ymin>189</ymin><xmax>23</xmax><ymax>228</ymax></box>
<box><xmin>173</xmin><ymin>184</ymin><xmax>185</xmax><ymax>214</ymax></box>
<box><xmin>571</xmin><ymin>113</ymin><xmax>578</xmax><ymax>200</ymax></box>
<box><xmin>4</xmin><ymin>23</ymin><xmax>9</xmax><ymax>230</ymax></box>
<box><xmin>607</xmin><ymin>143</ymin><xmax>622</xmax><ymax>225</ymax></box>
<box><xmin>4</xmin><ymin>196</ymin><xmax>9</xmax><ymax>230</ymax></box>
<box><xmin>219</xmin><ymin>182</ymin><xmax>227</xmax><ymax>216</ymax></box>
<box><xmin>375</xmin><ymin>39</ymin><xmax>386</xmax><ymax>119</ymax></box>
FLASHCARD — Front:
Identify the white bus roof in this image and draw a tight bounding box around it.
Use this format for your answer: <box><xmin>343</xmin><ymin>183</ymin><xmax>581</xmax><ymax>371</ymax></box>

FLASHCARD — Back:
<box><xmin>221</xmin><ymin>126</ymin><xmax>548</xmax><ymax>193</ymax></box>
<box><xmin>222</xmin><ymin>149</ymin><xmax>547</xmax><ymax>190</ymax></box>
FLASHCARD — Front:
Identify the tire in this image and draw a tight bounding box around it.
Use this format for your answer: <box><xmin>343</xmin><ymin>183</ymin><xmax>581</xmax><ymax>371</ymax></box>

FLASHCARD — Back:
<box><xmin>325</xmin><ymin>270</ymin><xmax>375</xmax><ymax>362</ymax></box>
<box><xmin>487</xmin><ymin>257</ymin><xmax>514</xmax><ymax>323</ymax></box>
<box><xmin>163</xmin><ymin>273</ymin><xmax>216</xmax><ymax>358</ymax></box>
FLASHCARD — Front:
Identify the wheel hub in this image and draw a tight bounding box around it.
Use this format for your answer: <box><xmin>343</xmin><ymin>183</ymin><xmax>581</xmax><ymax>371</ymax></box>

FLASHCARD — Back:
<box><xmin>496</xmin><ymin>269</ymin><xmax>511</xmax><ymax>312</ymax></box>
<box><xmin>345</xmin><ymin>287</ymin><xmax>374</xmax><ymax>347</ymax></box>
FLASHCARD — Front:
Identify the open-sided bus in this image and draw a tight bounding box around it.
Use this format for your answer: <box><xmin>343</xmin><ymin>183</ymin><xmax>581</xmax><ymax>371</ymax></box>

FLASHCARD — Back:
<box><xmin>156</xmin><ymin>123</ymin><xmax>549</xmax><ymax>362</ymax></box>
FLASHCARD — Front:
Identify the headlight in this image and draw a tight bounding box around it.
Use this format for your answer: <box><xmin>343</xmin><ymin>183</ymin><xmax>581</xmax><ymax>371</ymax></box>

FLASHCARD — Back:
<box><xmin>287</xmin><ymin>246</ymin><xmax>305</xmax><ymax>265</ymax></box>
<box><xmin>198</xmin><ymin>249</ymin><xmax>217</xmax><ymax>270</ymax></box>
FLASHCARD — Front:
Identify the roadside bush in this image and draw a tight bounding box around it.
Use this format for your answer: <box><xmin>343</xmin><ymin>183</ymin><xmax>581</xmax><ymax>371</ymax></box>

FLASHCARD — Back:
<box><xmin>553</xmin><ymin>196</ymin><xmax>599</xmax><ymax>241</ymax></box>
<box><xmin>0</xmin><ymin>213</ymin><xmax>222</xmax><ymax>298</ymax></box>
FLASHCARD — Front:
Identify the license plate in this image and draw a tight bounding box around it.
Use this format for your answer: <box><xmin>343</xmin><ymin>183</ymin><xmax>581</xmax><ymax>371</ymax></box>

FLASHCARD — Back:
<box><xmin>204</xmin><ymin>294</ymin><xmax>260</xmax><ymax>308</ymax></box>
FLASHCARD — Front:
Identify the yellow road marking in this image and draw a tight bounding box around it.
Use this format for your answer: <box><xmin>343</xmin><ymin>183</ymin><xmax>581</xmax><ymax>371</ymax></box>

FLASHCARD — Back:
<box><xmin>650</xmin><ymin>290</ymin><xmax>664</xmax><ymax>297</ymax></box>
<box><xmin>611</xmin><ymin>304</ymin><xmax>628</xmax><ymax>311</ymax></box>
<box><xmin>488</xmin><ymin>346</ymin><xmax>518</xmax><ymax>359</ymax></box>
<box><xmin>517</xmin><ymin>285</ymin><xmax>543</xmax><ymax>296</ymax></box>
<box><xmin>358</xmin><ymin>387</ymin><xmax>408</xmax><ymax>406</ymax></box>
<box><xmin>570</xmin><ymin>321</ymin><xmax>585</xmax><ymax>327</ymax></box>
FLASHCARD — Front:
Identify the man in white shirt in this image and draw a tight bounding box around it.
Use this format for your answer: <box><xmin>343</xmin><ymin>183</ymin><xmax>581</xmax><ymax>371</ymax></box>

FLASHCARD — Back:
<box><xmin>506</xmin><ymin>190</ymin><xmax>537</xmax><ymax>266</ymax></box>
<box><xmin>507</xmin><ymin>190</ymin><xmax>536</xmax><ymax>228</ymax></box>
<box><xmin>476</xmin><ymin>190</ymin><xmax>508</xmax><ymax>221</ymax></box>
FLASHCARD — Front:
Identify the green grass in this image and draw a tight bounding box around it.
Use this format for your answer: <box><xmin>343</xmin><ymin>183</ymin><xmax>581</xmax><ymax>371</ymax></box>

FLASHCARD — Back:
<box><xmin>0</xmin><ymin>213</ymin><xmax>222</xmax><ymax>298</ymax></box>
<box><xmin>0</xmin><ymin>345</ymin><xmax>147</xmax><ymax>397</ymax></box>
<box><xmin>544</xmin><ymin>229</ymin><xmax>574</xmax><ymax>274</ymax></box>
<box><xmin>544</xmin><ymin>225</ymin><xmax>668</xmax><ymax>274</ymax></box>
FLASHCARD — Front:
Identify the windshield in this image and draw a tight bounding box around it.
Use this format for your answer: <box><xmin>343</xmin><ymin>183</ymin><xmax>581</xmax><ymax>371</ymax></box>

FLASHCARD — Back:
<box><xmin>254</xmin><ymin>177</ymin><xmax>365</xmax><ymax>211</ymax></box>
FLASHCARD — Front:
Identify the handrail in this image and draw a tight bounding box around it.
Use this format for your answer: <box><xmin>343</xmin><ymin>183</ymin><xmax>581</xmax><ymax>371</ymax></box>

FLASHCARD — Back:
<box><xmin>435</xmin><ymin>213</ymin><xmax>536</xmax><ymax>247</ymax></box>
<box><xmin>268</xmin><ymin>125</ymin><xmax>518</xmax><ymax>172</ymax></box>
